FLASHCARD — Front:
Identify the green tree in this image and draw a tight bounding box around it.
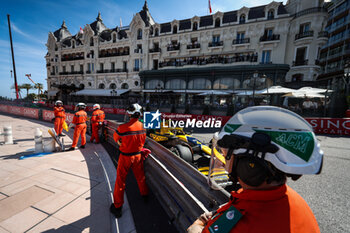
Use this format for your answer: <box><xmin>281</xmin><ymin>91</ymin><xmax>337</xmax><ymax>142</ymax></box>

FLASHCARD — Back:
<box><xmin>34</xmin><ymin>83</ymin><xmax>44</xmax><ymax>97</ymax></box>
<box><xmin>20</xmin><ymin>83</ymin><xmax>33</xmax><ymax>97</ymax></box>
<box><xmin>11</xmin><ymin>84</ymin><xmax>23</xmax><ymax>98</ymax></box>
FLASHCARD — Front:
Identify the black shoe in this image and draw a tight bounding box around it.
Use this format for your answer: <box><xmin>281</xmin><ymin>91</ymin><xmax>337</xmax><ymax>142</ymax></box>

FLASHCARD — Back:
<box><xmin>142</xmin><ymin>195</ymin><xmax>149</xmax><ymax>203</ymax></box>
<box><xmin>80</xmin><ymin>144</ymin><xmax>86</xmax><ymax>149</ymax></box>
<box><xmin>110</xmin><ymin>204</ymin><xmax>122</xmax><ymax>218</ymax></box>
<box><xmin>58</xmin><ymin>134</ymin><xmax>66</xmax><ymax>137</ymax></box>
<box><xmin>67</xmin><ymin>147</ymin><xmax>75</xmax><ymax>151</ymax></box>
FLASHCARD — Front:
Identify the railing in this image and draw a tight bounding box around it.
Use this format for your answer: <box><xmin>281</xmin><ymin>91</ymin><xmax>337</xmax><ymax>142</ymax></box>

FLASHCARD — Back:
<box><xmin>159</xmin><ymin>53</ymin><xmax>258</xmax><ymax>68</ymax></box>
<box><xmin>292</xmin><ymin>59</ymin><xmax>308</xmax><ymax>66</ymax></box>
<box><xmin>187</xmin><ymin>44</ymin><xmax>201</xmax><ymax>49</ymax></box>
<box><xmin>59</xmin><ymin>71</ymin><xmax>83</xmax><ymax>75</ymax></box>
<box><xmin>259</xmin><ymin>34</ymin><xmax>280</xmax><ymax>42</ymax></box>
<box><xmin>97</xmin><ymin>69</ymin><xmax>128</xmax><ymax>73</ymax></box>
<box><xmin>295</xmin><ymin>31</ymin><xmax>314</xmax><ymax>40</ymax></box>
<box><xmin>104</xmin><ymin>121</ymin><xmax>229</xmax><ymax>233</ymax></box>
<box><xmin>50</xmin><ymin>72</ymin><xmax>55</xmax><ymax>75</ymax></box>
<box><xmin>318</xmin><ymin>31</ymin><xmax>329</xmax><ymax>38</ymax></box>
<box><xmin>134</xmin><ymin>49</ymin><xmax>143</xmax><ymax>53</ymax></box>
<box><xmin>61</xmin><ymin>56</ymin><xmax>84</xmax><ymax>62</ymax></box>
<box><xmin>293</xmin><ymin>7</ymin><xmax>327</xmax><ymax>19</ymax></box>
<box><xmin>232</xmin><ymin>38</ymin><xmax>250</xmax><ymax>44</ymax></box>
<box><xmin>99</xmin><ymin>51</ymin><xmax>130</xmax><ymax>58</ymax></box>
<box><xmin>208</xmin><ymin>41</ymin><xmax>223</xmax><ymax>47</ymax></box>
<box><xmin>133</xmin><ymin>67</ymin><xmax>140</xmax><ymax>72</ymax></box>
<box><xmin>167</xmin><ymin>43</ymin><xmax>180</xmax><ymax>51</ymax></box>
<box><xmin>149</xmin><ymin>48</ymin><xmax>161</xmax><ymax>53</ymax></box>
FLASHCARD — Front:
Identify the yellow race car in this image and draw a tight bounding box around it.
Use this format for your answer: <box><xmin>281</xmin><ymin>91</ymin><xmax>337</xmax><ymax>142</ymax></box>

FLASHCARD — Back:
<box><xmin>148</xmin><ymin>120</ymin><xmax>232</xmax><ymax>188</ymax></box>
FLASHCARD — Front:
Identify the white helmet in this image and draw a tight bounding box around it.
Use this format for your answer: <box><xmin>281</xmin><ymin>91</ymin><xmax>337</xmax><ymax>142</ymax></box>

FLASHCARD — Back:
<box><xmin>93</xmin><ymin>104</ymin><xmax>100</xmax><ymax>110</ymax></box>
<box><xmin>55</xmin><ymin>100</ymin><xmax>63</xmax><ymax>106</ymax></box>
<box><xmin>126</xmin><ymin>103</ymin><xmax>143</xmax><ymax>115</ymax></box>
<box><xmin>76</xmin><ymin>102</ymin><xmax>86</xmax><ymax>110</ymax></box>
<box><xmin>208</xmin><ymin>106</ymin><xmax>323</xmax><ymax>189</ymax></box>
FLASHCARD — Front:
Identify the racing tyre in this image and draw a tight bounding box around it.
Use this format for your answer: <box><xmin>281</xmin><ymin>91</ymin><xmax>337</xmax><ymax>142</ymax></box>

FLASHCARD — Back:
<box><xmin>172</xmin><ymin>145</ymin><xmax>193</xmax><ymax>163</ymax></box>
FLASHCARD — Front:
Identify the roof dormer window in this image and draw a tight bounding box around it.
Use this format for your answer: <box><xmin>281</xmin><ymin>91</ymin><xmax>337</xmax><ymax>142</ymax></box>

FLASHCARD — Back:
<box><xmin>193</xmin><ymin>22</ymin><xmax>198</xmax><ymax>31</ymax></box>
<box><xmin>268</xmin><ymin>9</ymin><xmax>274</xmax><ymax>20</ymax></box>
<box><xmin>137</xmin><ymin>29</ymin><xmax>142</xmax><ymax>40</ymax></box>
<box><xmin>215</xmin><ymin>18</ymin><xmax>221</xmax><ymax>28</ymax></box>
<box><xmin>173</xmin><ymin>25</ymin><xmax>177</xmax><ymax>34</ymax></box>
<box><xmin>239</xmin><ymin>14</ymin><xmax>246</xmax><ymax>24</ymax></box>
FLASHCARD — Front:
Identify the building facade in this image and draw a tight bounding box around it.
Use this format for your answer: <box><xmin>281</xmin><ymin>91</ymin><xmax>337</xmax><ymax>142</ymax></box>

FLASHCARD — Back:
<box><xmin>46</xmin><ymin>0</ymin><xmax>328</xmax><ymax>108</ymax></box>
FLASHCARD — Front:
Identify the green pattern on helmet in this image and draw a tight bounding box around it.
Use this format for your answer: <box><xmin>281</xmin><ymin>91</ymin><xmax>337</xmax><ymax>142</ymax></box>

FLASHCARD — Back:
<box><xmin>255</xmin><ymin>130</ymin><xmax>314</xmax><ymax>162</ymax></box>
<box><xmin>224</xmin><ymin>124</ymin><xmax>242</xmax><ymax>133</ymax></box>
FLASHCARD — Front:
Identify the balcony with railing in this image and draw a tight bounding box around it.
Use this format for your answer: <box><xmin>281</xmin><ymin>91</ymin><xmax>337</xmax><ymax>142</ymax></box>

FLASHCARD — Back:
<box><xmin>159</xmin><ymin>53</ymin><xmax>258</xmax><ymax>68</ymax></box>
<box><xmin>187</xmin><ymin>43</ymin><xmax>201</xmax><ymax>49</ymax></box>
<box><xmin>292</xmin><ymin>59</ymin><xmax>309</xmax><ymax>66</ymax></box>
<box><xmin>61</xmin><ymin>55</ymin><xmax>84</xmax><ymax>62</ymax></box>
<box><xmin>318</xmin><ymin>31</ymin><xmax>329</xmax><ymax>38</ymax></box>
<box><xmin>96</xmin><ymin>69</ymin><xmax>128</xmax><ymax>73</ymax></box>
<box><xmin>167</xmin><ymin>43</ymin><xmax>180</xmax><ymax>51</ymax></box>
<box><xmin>59</xmin><ymin>71</ymin><xmax>83</xmax><ymax>75</ymax></box>
<box><xmin>232</xmin><ymin>38</ymin><xmax>250</xmax><ymax>45</ymax></box>
<box><xmin>134</xmin><ymin>48</ymin><xmax>143</xmax><ymax>54</ymax></box>
<box><xmin>259</xmin><ymin>34</ymin><xmax>280</xmax><ymax>42</ymax></box>
<box><xmin>99</xmin><ymin>51</ymin><xmax>130</xmax><ymax>58</ymax></box>
<box><xmin>208</xmin><ymin>41</ymin><xmax>223</xmax><ymax>47</ymax></box>
<box><xmin>133</xmin><ymin>67</ymin><xmax>140</xmax><ymax>72</ymax></box>
<box><xmin>295</xmin><ymin>31</ymin><xmax>314</xmax><ymax>40</ymax></box>
<box><xmin>149</xmin><ymin>47</ymin><xmax>161</xmax><ymax>53</ymax></box>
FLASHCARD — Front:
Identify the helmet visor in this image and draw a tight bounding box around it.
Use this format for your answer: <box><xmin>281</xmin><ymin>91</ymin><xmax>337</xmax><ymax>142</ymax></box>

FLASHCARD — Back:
<box><xmin>208</xmin><ymin>133</ymin><xmax>233</xmax><ymax>190</ymax></box>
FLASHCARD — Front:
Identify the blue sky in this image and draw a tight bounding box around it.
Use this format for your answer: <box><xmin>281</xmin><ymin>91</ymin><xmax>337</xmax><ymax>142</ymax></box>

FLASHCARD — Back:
<box><xmin>0</xmin><ymin>0</ymin><xmax>286</xmax><ymax>99</ymax></box>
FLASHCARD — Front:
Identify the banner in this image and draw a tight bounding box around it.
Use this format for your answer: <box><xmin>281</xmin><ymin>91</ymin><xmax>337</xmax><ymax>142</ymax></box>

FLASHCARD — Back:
<box><xmin>42</xmin><ymin>110</ymin><xmax>55</xmax><ymax>122</ymax></box>
<box><xmin>306</xmin><ymin>118</ymin><xmax>350</xmax><ymax>136</ymax></box>
<box><xmin>22</xmin><ymin>108</ymin><xmax>39</xmax><ymax>119</ymax></box>
<box><xmin>0</xmin><ymin>104</ymin><xmax>8</xmax><ymax>112</ymax></box>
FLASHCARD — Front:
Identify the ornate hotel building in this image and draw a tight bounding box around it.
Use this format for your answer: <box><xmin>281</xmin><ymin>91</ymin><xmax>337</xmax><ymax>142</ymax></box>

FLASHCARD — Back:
<box><xmin>46</xmin><ymin>0</ymin><xmax>328</xmax><ymax>108</ymax></box>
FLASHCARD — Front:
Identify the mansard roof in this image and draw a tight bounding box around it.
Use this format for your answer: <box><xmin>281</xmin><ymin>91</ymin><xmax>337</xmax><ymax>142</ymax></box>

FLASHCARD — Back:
<box><xmin>179</xmin><ymin>19</ymin><xmax>191</xmax><ymax>30</ymax></box>
<box><xmin>248</xmin><ymin>6</ymin><xmax>266</xmax><ymax>19</ymax></box>
<box><xmin>160</xmin><ymin>23</ymin><xmax>171</xmax><ymax>33</ymax></box>
<box><xmin>53</xmin><ymin>21</ymin><xmax>72</xmax><ymax>42</ymax></box>
<box><xmin>223</xmin><ymin>11</ymin><xmax>237</xmax><ymax>23</ymax></box>
<box><xmin>139</xmin><ymin>0</ymin><xmax>155</xmax><ymax>27</ymax></box>
<box><xmin>278</xmin><ymin>3</ymin><xmax>288</xmax><ymax>15</ymax></box>
<box><xmin>89</xmin><ymin>12</ymin><xmax>108</xmax><ymax>35</ymax></box>
<box><xmin>199</xmin><ymin>15</ymin><xmax>213</xmax><ymax>27</ymax></box>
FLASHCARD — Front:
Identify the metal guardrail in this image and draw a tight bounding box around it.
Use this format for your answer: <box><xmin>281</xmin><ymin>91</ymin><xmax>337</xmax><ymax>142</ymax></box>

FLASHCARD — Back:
<box><xmin>104</xmin><ymin>120</ymin><xmax>230</xmax><ymax>232</ymax></box>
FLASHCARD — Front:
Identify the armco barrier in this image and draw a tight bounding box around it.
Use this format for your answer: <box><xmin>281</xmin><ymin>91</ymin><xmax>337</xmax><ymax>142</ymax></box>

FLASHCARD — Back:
<box><xmin>0</xmin><ymin>105</ymin><xmax>39</xmax><ymax>120</ymax></box>
<box><xmin>105</xmin><ymin>120</ymin><xmax>229</xmax><ymax>232</ymax></box>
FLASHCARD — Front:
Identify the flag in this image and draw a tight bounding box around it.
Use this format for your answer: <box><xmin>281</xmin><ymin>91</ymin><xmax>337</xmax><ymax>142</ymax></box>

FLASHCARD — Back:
<box><xmin>120</xmin><ymin>17</ymin><xmax>123</xmax><ymax>27</ymax></box>
<box><xmin>62</xmin><ymin>121</ymin><xmax>69</xmax><ymax>132</ymax></box>
<box><xmin>209</xmin><ymin>0</ymin><xmax>212</xmax><ymax>14</ymax></box>
<box><xmin>79</xmin><ymin>27</ymin><xmax>83</xmax><ymax>34</ymax></box>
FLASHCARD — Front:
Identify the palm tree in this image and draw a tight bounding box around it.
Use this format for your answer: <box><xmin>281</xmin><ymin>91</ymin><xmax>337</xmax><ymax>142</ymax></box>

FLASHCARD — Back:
<box><xmin>11</xmin><ymin>84</ymin><xmax>23</xmax><ymax>98</ymax></box>
<box><xmin>34</xmin><ymin>83</ymin><xmax>43</xmax><ymax>97</ymax></box>
<box><xmin>20</xmin><ymin>83</ymin><xmax>33</xmax><ymax>97</ymax></box>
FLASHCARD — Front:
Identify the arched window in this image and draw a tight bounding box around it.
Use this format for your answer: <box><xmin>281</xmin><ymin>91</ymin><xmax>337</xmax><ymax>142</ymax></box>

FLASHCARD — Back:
<box><xmin>188</xmin><ymin>79</ymin><xmax>211</xmax><ymax>89</ymax></box>
<box><xmin>134</xmin><ymin>81</ymin><xmax>139</xmax><ymax>86</ymax></box>
<box><xmin>137</xmin><ymin>29</ymin><xmax>142</xmax><ymax>40</ymax></box>
<box><xmin>109</xmin><ymin>83</ymin><xmax>117</xmax><ymax>89</ymax></box>
<box><xmin>150</xmin><ymin>26</ymin><xmax>154</xmax><ymax>36</ymax></box>
<box><xmin>173</xmin><ymin>25</ymin><xmax>177</xmax><ymax>34</ymax></box>
<box><xmin>79</xmin><ymin>83</ymin><xmax>85</xmax><ymax>89</ymax></box>
<box><xmin>72</xmin><ymin>40</ymin><xmax>75</xmax><ymax>48</ymax></box>
<box><xmin>145</xmin><ymin>80</ymin><xmax>164</xmax><ymax>89</ymax></box>
<box><xmin>268</xmin><ymin>9</ymin><xmax>274</xmax><ymax>20</ymax></box>
<box><xmin>215</xmin><ymin>18</ymin><xmax>221</xmax><ymax>28</ymax></box>
<box><xmin>155</xmin><ymin>28</ymin><xmax>159</xmax><ymax>36</ymax></box>
<box><xmin>165</xmin><ymin>79</ymin><xmax>186</xmax><ymax>89</ymax></box>
<box><xmin>98</xmin><ymin>83</ymin><xmax>105</xmax><ymax>89</ymax></box>
<box><xmin>113</xmin><ymin>33</ymin><xmax>116</xmax><ymax>42</ymax></box>
<box><xmin>193</xmin><ymin>22</ymin><xmax>198</xmax><ymax>31</ymax></box>
<box><xmin>239</xmin><ymin>14</ymin><xmax>246</xmax><ymax>24</ymax></box>
<box><xmin>121</xmin><ymin>83</ymin><xmax>129</xmax><ymax>89</ymax></box>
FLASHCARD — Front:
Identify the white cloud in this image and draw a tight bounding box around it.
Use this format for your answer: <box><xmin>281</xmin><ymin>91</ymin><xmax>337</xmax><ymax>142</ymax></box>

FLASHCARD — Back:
<box><xmin>11</xmin><ymin>22</ymin><xmax>46</xmax><ymax>45</ymax></box>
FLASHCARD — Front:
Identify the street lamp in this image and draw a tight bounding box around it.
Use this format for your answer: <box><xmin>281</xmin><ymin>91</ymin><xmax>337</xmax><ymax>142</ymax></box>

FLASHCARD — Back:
<box><xmin>110</xmin><ymin>89</ymin><xmax>117</xmax><ymax>108</ymax></box>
